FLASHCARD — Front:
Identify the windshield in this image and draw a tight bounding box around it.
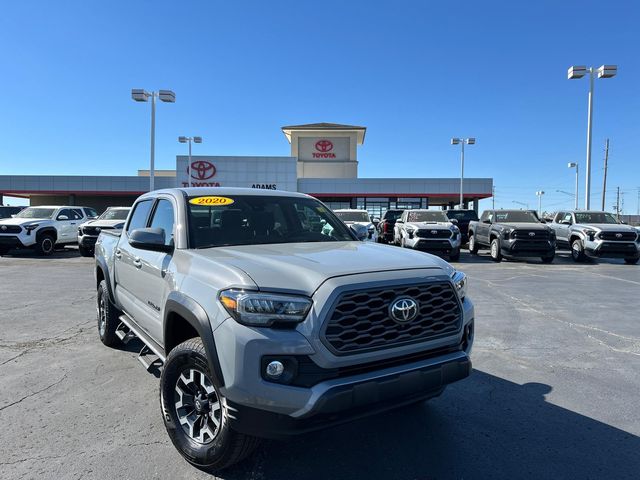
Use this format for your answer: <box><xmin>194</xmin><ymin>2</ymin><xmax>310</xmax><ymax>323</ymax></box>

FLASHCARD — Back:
<box><xmin>494</xmin><ymin>211</ymin><xmax>540</xmax><ymax>223</ymax></box>
<box><xmin>16</xmin><ymin>207</ymin><xmax>56</xmax><ymax>219</ymax></box>
<box><xmin>407</xmin><ymin>211</ymin><xmax>448</xmax><ymax>222</ymax></box>
<box><xmin>99</xmin><ymin>209</ymin><xmax>130</xmax><ymax>220</ymax></box>
<box><xmin>188</xmin><ymin>195</ymin><xmax>354</xmax><ymax>248</ymax></box>
<box><xmin>446</xmin><ymin>210</ymin><xmax>478</xmax><ymax>221</ymax></box>
<box><xmin>575</xmin><ymin>212</ymin><xmax>620</xmax><ymax>224</ymax></box>
<box><xmin>334</xmin><ymin>211</ymin><xmax>371</xmax><ymax>223</ymax></box>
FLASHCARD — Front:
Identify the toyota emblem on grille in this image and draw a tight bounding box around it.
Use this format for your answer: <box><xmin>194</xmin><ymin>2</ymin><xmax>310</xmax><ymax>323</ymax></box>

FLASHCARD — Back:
<box><xmin>1</xmin><ymin>225</ymin><xmax>6</xmax><ymax>231</ymax></box>
<box><xmin>389</xmin><ymin>297</ymin><xmax>419</xmax><ymax>323</ymax></box>
<box><xmin>615</xmin><ymin>233</ymin><xmax>622</xmax><ymax>238</ymax></box>
<box><xmin>431</xmin><ymin>230</ymin><xmax>438</xmax><ymax>235</ymax></box>
<box><xmin>529</xmin><ymin>232</ymin><xmax>536</xmax><ymax>237</ymax></box>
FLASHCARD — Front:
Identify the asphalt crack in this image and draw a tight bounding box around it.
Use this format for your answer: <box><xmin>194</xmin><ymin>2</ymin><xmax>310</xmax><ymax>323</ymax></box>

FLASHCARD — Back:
<box><xmin>0</xmin><ymin>374</ymin><xmax>67</xmax><ymax>413</ymax></box>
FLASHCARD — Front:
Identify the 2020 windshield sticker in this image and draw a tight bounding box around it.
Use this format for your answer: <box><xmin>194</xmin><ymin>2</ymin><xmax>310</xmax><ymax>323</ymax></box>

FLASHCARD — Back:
<box><xmin>189</xmin><ymin>196</ymin><xmax>235</xmax><ymax>206</ymax></box>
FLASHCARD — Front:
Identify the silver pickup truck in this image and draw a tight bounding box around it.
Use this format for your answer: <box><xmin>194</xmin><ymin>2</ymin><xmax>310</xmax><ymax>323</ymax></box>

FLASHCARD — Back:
<box><xmin>94</xmin><ymin>188</ymin><xmax>474</xmax><ymax>472</ymax></box>
<box><xmin>549</xmin><ymin>210</ymin><xmax>639</xmax><ymax>264</ymax></box>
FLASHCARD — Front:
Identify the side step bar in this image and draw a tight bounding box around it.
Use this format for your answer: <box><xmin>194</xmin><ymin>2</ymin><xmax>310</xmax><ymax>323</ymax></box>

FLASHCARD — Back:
<box><xmin>117</xmin><ymin>314</ymin><xmax>166</xmax><ymax>372</ymax></box>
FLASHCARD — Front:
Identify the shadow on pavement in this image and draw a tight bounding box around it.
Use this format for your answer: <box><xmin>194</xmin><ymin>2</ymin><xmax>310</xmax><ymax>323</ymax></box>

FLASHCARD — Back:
<box><xmin>0</xmin><ymin>247</ymin><xmax>81</xmax><ymax>259</ymax></box>
<box><xmin>224</xmin><ymin>370</ymin><xmax>639</xmax><ymax>480</ymax></box>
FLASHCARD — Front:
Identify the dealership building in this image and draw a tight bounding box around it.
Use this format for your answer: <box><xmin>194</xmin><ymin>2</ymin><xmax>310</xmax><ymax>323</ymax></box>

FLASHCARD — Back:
<box><xmin>0</xmin><ymin>123</ymin><xmax>492</xmax><ymax>218</ymax></box>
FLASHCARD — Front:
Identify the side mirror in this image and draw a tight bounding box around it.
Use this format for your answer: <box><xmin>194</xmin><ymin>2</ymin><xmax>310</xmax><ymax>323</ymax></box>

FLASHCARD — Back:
<box><xmin>620</xmin><ymin>220</ymin><xmax>627</xmax><ymax>225</ymax></box>
<box><xmin>482</xmin><ymin>219</ymin><xmax>491</xmax><ymax>224</ymax></box>
<box><xmin>372</xmin><ymin>217</ymin><xmax>380</xmax><ymax>225</ymax></box>
<box><xmin>396</xmin><ymin>219</ymin><xmax>404</xmax><ymax>224</ymax></box>
<box><xmin>561</xmin><ymin>220</ymin><xmax>571</xmax><ymax>225</ymax></box>
<box><xmin>349</xmin><ymin>224</ymin><xmax>368</xmax><ymax>241</ymax></box>
<box><xmin>450</xmin><ymin>218</ymin><xmax>459</xmax><ymax>225</ymax></box>
<box><xmin>57</xmin><ymin>215</ymin><xmax>69</xmax><ymax>220</ymax></box>
<box><xmin>129</xmin><ymin>228</ymin><xmax>173</xmax><ymax>253</ymax></box>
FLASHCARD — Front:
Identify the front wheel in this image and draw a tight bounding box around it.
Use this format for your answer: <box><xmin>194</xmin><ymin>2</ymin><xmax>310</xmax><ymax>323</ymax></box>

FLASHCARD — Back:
<box><xmin>161</xmin><ymin>338</ymin><xmax>260</xmax><ymax>473</ymax></box>
<box><xmin>97</xmin><ymin>280</ymin><xmax>121</xmax><ymax>347</ymax></box>
<box><xmin>78</xmin><ymin>245</ymin><xmax>93</xmax><ymax>257</ymax></box>
<box><xmin>449</xmin><ymin>248</ymin><xmax>460</xmax><ymax>262</ymax></box>
<box><xmin>468</xmin><ymin>235</ymin><xmax>479</xmax><ymax>254</ymax></box>
<box><xmin>490</xmin><ymin>238</ymin><xmax>502</xmax><ymax>262</ymax></box>
<box><xmin>541</xmin><ymin>253</ymin><xmax>555</xmax><ymax>264</ymax></box>
<box><xmin>35</xmin><ymin>234</ymin><xmax>55</xmax><ymax>256</ymax></box>
<box><xmin>571</xmin><ymin>239</ymin><xmax>586</xmax><ymax>262</ymax></box>
<box><xmin>0</xmin><ymin>246</ymin><xmax>10</xmax><ymax>256</ymax></box>
<box><xmin>624</xmin><ymin>257</ymin><xmax>639</xmax><ymax>265</ymax></box>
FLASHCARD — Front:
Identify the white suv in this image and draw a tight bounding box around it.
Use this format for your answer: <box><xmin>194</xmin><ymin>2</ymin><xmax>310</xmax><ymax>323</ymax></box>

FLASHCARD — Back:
<box><xmin>0</xmin><ymin>205</ymin><xmax>97</xmax><ymax>256</ymax></box>
<box><xmin>332</xmin><ymin>209</ymin><xmax>378</xmax><ymax>242</ymax></box>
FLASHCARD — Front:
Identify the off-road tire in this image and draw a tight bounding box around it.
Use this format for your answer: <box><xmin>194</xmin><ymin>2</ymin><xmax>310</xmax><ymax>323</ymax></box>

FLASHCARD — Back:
<box><xmin>0</xmin><ymin>246</ymin><xmax>10</xmax><ymax>256</ymax></box>
<box><xmin>624</xmin><ymin>257</ymin><xmax>639</xmax><ymax>265</ymax></box>
<box><xmin>541</xmin><ymin>253</ymin><xmax>555</xmax><ymax>264</ymax></box>
<box><xmin>490</xmin><ymin>238</ymin><xmax>502</xmax><ymax>262</ymax></box>
<box><xmin>449</xmin><ymin>248</ymin><xmax>460</xmax><ymax>262</ymax></box>
<box><xmin>35</xmin><ymin>234</ymin><xmax>55</xmax><ymax>256</ymax></box>
<box><xmin>571</xmin><ymin>239</ymin><xmax>586</xmax><ymax>263</ymax></box>
<box><xmin>468</xmin><ymin>235</ymin><xmax>479</xmax><ymax>255</ymax></box>
<box><xmin>161</xmin><ymin>338</ymin><xmax>260</xmax><ymax>473</ymax></box>
<box><xmin>97</xmin><ymin>280</ymin><xmax>121</xmax><ymax>347</ymax></box>
<box><xmin>78</xmin><ymin>245</ymin><xmax>93</xmax><ymax>257</ymax></box>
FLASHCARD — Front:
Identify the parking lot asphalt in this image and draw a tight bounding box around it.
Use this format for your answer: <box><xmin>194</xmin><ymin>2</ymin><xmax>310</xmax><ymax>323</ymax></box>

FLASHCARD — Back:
<box><xmin>1</xmin><ymin>247</ymin><xmax>639</xmax><ymax>480</ymax></box>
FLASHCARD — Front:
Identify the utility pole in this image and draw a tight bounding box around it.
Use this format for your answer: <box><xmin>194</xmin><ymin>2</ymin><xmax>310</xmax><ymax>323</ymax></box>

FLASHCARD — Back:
<box><xmin>615</xmin><ymin>186</ymin><xmax>620</xmax><ymax>219</ymax></box>
<box><xmin>492</xmin><ymin>186</ymin><xmax>495</xmax><ymax>209</ymax></box>
<box><xmin>601</xmin><ymin>138</ymin><xmax>609</xmax><ymax>211</ymax></box>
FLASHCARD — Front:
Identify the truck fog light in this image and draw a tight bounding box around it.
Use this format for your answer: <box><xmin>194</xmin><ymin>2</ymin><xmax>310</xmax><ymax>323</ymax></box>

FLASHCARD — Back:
<box><xmin>265</xmin><ymin>361</ymin><xmax>285</xmax><ymax>378</ymax></box>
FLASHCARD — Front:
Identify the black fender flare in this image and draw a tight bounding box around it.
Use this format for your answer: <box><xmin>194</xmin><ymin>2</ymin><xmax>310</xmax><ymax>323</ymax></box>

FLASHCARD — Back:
<box><xmin>36</xmin><ymin>227</ymin><xmax>57</xmax><ymax>243</ymax></box>
<box><xmin>95</xmin><ymin>256</ymin><xmax>115</xmax><ymax>303</ymax></box>
<box><xmin>164</xmin><ymin>292</ymin><xmax>225</xmax><ymax>387</ymax></box>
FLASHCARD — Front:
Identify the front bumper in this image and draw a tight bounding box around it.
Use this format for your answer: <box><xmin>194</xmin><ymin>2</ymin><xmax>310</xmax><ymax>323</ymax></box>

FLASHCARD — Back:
<box><xmin>0</xmin><ymin>234</ymin><xmax>33</xmax><ymax>249</ymax></box>
<box><xmin>78</xmin><ymin>234</ymin><xmax>98</xmax><ymax>248</ymax></box>
<box><xmin>501</xmin><ymin>238</ymin><xmax>555</xmax><ymax>257</ymax></box>
<box><xmin>584</xmin><ymin>240</ymin><xmax>640</xmax><ymax>259</ymax></box>
<box><xmin>405</xmin><ymin>236</ymin><xmax>461</xmax><ymax>252</ymax></box>
<box><xmin>227</xmin><ymin>350</ymin><xmax>471</xmax><ymax>439</ymax></box>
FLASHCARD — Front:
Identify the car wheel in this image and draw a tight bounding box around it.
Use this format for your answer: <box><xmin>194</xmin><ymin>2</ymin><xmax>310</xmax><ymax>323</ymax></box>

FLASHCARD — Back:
<box><xmin>624</xmin><ymin>257</ymin><xmax>639</xmax><ymax>265</ymax></box>
<box><xmin>541</xmin><ymin>253</ymin><xmax>555</xmax><ymax>264</ymax></box>
<box><xmin>0</xmin><ymin>246</ymin><xmax>10</xmax><ymax>256</ymax></box>
<box><xmin>97</xmin><ymin>280</ymin><xmax>121</xmax><ymax>347</ymax></box>
<box><xmin>571</xmin><ymin>239</ymin><xmax>586</xmax><ymax>262</ymax></box>
<box><xmin>35</xmin><ymin>234</ymin><xmax>55</xmax><ymax>256</ymax></box>
<box><xmin>161</xmin><ymin>338</ymin><xmax>261</xmax><ymax>473</ymax></box>
<box><xmin>468</xmin><ymin>235</ymin><xmax>479</xmax><ymax>254</ymax></box>
<box><xmin>449</xmin><ymin>248</ymin><xmax>460</xmax><ymax>262</ymax></box>
<box><xmin>78</xmin><ymin>245</ymin><xmax>93</xmax><ymax>257</ymax></box>
<box><xmin>490</xmin><ymin>238</ymin><xmax>502</xmax><ymax>262</ymax></box>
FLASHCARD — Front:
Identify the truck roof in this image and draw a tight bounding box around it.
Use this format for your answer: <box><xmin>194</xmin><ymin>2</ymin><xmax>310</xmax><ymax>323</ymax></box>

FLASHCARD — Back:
<box><xmin>144</xmin><ymin>187</ymin><xmax>312</xmax><ymax>200</ymax></box>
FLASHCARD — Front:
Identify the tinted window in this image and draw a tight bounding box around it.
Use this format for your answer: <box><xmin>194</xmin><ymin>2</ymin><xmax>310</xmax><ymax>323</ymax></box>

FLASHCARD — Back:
<box><xmin>100</xmin><ymin>208</ymin><xmax>130</xmax><ymax>220</ymax></box>
<box><xmin>127</xmin><ymin>200</ymin><xmax>154</xmax><ymax>233</ymax></box>
<box><xmin>406</xmin><ymin>211</ymin><xmax>448</xmax><ymax>222</ymax></box>
<box><xmin>334</xmin><ymin>211</ymin><xmax>371</xmax><ymax>222</ymax></box>
<box><xmin>149</xmin><ymin>200</ymin><xmax>175</xmax><ymax>246</ymax></box>
<box><xmin>71</xmin><ymin>209</ymin><xmax>84</xmax><ymax>220</ymax></box>
<box><xmin>17</xmin><ymin>207</ymin><xmax>55</xmax><ymax>219</ymax></box>
<box><xmin>383</xmin><ymin>210</ymin><xmax>403</xmax><ymax>221</ymax></box>
<box><xmin>575</xmin><ymin>212</ymin><xmax>619</xmax><ymax>224</ymax></box>
<box><xmin>84</xmin><ymin>208</ymin><xmax>98</xmax><ymax>218</ymax></box>
<box><xmin>494</xmin><ymin>211</ymin><xmax>539</xmax><ymax>223</ymax></box>
<box><xmin>57</xmin><ymin>209</ymin><xmax>78</xmax><ymax>220</ymax></box>
<box><xmin>446</xmin><ymin>210</ymin><xmax>479</xmax><ymax>221</ymax></box>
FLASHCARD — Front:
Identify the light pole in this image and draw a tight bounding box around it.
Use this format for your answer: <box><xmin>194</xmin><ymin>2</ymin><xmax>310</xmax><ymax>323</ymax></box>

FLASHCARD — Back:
<box><xmin>131</xmin><ymin>89</ymin><xmax>176</xmax><ymax>191</ymax></box>
<box><xmin>567</xmin><ymin>65</ymin><xmax>617</xmax><ymax>209</ymax></box>
<box><xmin>567</xmin><ymin>162</ymin><xmax>579</xmax><ymax>210</ymax></box>
<box><xmin>536</xmin><ymin>190</ymin><xmax>545</xmax><ymax>216</ymax></box>
<box><xmin>451</xmin><ymin>137</ymin><xmax>476</xmax><ymax>208</ymax></box>
<box><xmin>512</xmin><ymin>200</ymin><xmax>529</xmax><ymax>210</ymax></box>
<box><xmin>178</xmin><ymin>136</ymin><xmax>203</xmax><ymax>188</ymax></box>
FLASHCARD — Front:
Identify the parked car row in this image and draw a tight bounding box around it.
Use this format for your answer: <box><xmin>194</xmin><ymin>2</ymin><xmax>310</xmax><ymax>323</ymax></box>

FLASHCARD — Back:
<box><xmin>0</xmin><ymin>205</ymin><xmax>130</xmax><ymax>256</ymax></box>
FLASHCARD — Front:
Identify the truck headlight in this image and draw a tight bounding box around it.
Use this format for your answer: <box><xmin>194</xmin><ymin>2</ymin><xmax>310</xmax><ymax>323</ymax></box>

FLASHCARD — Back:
<box><xmin>25</xmin><ymin>224</ymin><xmax>39</xmax><ymax>235</ymax></box>
<box><xmin>219</xmin><ymin>290</ymin><xmax>312</xmax><ymax>327</ymax></box>
<box><xmin>451</xmin><ymin>271</ymin><xmax>467</xmax><ymax>300</ymax></box>
<box><xmin>583</xmin><ymin>229</ymin><xmax>597</xmax><ymax>241</ymax></box>
<box><xmin>502</xmin><ymin>228</ymin><xmax>512</xmax><ymax>240</ymax></box>
<box><xmin>406</xmin><ymin>227</ymin><xmax>415</xmax><ymax>238</ymax></box>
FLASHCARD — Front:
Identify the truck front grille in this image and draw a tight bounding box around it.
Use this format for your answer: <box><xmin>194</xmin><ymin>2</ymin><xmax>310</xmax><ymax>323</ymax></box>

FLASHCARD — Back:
<box><xmin>598</xmin><ymin>231</ymin><xmax>637</xmax><ymax>241</ymax></box>
<box><xmin>512</xmin><ymin>230</ymin><xmax>550</xmax><ymax>240</ymax></box>
<box><xmin>415</xmin><ymin>229</ymin><xmax>452</xmax><ymax>238</ymax></box>
<box><xmin>0</xmin><ymin>225</ymin><xmax>22</xmax><ymax>234</ymax></box>
<box><xmin>322</xmin><ymin>282</ymin><xmax>462</xmax><ymax>355</ymax></box>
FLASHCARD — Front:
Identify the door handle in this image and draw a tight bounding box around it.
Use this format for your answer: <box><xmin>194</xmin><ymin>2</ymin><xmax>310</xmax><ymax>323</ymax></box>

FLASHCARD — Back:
<box><xmin>70</xmin><ymin>222</ymin><xmax>76</xmax><ymax>225</ymax></box>
<box><xmin>133</xmin><ymin>257</ymin><xmax>142</xmax><ymax>269</ymax></box>
<box><xmin>115</xmin><ymin>249</ymin><xmax>122</xmax><ymax>259</ymax></box>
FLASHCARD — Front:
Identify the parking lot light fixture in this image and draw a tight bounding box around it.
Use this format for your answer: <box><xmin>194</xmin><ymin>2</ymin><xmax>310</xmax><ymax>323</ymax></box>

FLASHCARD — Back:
<box><xmin>451</xmin><ymin>137</ymin><xmax>476</xmax><ymax>208</ymax></box>
<box><xmin>536</xmin><ymin>190</ymin><xmax>545</xmax><ymax>216</ymax></box>
<box><xmin>567</xmin><ymin>162</ymin><xmax>579</xmax><ymax>209</ymax></box>
<box><xmin>131</xmin><ymin>88</ymin><xmax>176</xmax><ymax>192</ymax></box>
<box><xmin>178</xmin><ymin>136</ymin><xmax>204</xmax><ymax>188</ymax></box>
<box><xmin>512</xmin><ymin>200</ymin><xmax>529</xmax><ymax>210</ymax></box>
<box><xmin>567</xmin><ymin>65</ymin><xmax>617</xmax><ymax>210</ymax></box>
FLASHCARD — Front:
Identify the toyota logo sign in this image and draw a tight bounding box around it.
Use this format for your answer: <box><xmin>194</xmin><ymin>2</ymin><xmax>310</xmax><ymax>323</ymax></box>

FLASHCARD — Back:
<box><xmin>315</xmin><ymin>139</ymin><xmax>333</xmax><ymax>153</ymax></box>
<box><xmin>389</xmin><ymin>297</ymin><xmax>419</xmax><ymax>323</ymax></box>
<box><xmin>190</xmin><ymin>160</ymin><xmax>216</xmax><ymax>180</ymax></box>
<box><xmin>615</xmin><ymin>233</ymin><xmax>622</xmax><ymax>239</ymax></box>
<box><xmin>529</xmin><ymin>232</ymin><xmax>536</xmax><ymax>237</ymax></box>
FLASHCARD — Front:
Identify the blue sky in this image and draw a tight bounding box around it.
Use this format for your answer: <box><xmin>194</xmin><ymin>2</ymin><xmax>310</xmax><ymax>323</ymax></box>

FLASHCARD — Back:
<box><xmin>1</xmin><ymin>0</ymin><xmax>639</xmax><ymax>213</ymax></box>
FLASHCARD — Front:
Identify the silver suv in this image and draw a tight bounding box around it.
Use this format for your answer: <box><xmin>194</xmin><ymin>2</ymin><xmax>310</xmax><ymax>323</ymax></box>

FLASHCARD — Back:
<box><xmin>94</xmin><ymin>188</ymin><xmax>474</xmax><ymax>472</ymax></box>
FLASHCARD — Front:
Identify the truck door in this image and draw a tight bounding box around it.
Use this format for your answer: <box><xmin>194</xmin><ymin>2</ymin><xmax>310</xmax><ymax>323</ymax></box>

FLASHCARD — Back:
<box><xmin>553</xmin><ymin>212</ymin><xmax>571</xmax><ymax>247</ymax></box>
<box><xmin>55</xmin><ymin>208</ymin><xmax>83</xmax><ymax>243</ymax></box>
<box><xmin>114</xmin><ymin>199</ymin><xmax>155</xmax><ymax>334</ymax></box>
<box><xmin>477</xmin><ymin>211</ymin><xmax>492</xmax><ymax>244</ymax></box>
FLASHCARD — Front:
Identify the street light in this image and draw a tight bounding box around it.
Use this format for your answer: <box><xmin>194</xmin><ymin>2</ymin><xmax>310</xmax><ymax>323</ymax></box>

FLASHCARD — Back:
<box><xmin>536</xmin><ymin>190</ymin><xmax>545</xmax><ymax>216</ymax></box>
<box><xmin>512</xmin><ymin>200</ymin><xmax>529</xmax><ymax>210</ymax></box>
<box><xmin>131</xmin><ymin>89</ymin><xmax>176</xmax><ymax>191</ymax></box>
<box><xmin>178</xmin><ymin>136</ymin><xmax>203</xmax><ymax>188</ymax></box>
<box><xmin>567</xmin><ymin>162</ymin><xmax>579</xmax><ymax>210</ymax></box>
<box><xmin>556</xmin><ymin>189</ymin><xmax>576</xmax><ymax>197</ymax></box>
<box><xmin>451</xmin><ymin>137</ymin><xmax>476</xmax><ymax>208</ymax></box>
<box><xmin>567</xmin><ymin>64</ymin><xmax>617</xmax><ymax>209</ymax></box>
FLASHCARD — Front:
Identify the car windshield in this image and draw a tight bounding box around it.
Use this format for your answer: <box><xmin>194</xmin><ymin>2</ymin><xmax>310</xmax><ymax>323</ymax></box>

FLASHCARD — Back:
<box><xmin>99</xmin><ymin>209</ymin><xmax>130</xmax><ymax>220</ymax></box>
<box><xmin>407</xmin><ymin>211</ymin><xmax>448</xmax><ymax>222</ymax></box>
<box><xmin>16</xmin><ymin>207</ymin><xmax>56</xmax><ymax>219</ymax></box>
<box><xmin>446</xmin><ymin>210</ymin><xmax>478</xmax><ymax>221</ymax></box>
<box><xmin>575</xmin><ymin>212</ymin><xmax>620</xmax><ymax>224</ymax></box>
<box><xmin>188</xmin><ymin>195</ymin><xmax>354</xmax><ymax>248</ymax></box>
<box><xmin>334</xmin><ymin>211</ymin><xmax>370</xmax><ymax>223</ymax></box>
<box><xmin>494</xmin><ymin>211</ymin><xmax>540</xmax><ymax>223</ymax></box>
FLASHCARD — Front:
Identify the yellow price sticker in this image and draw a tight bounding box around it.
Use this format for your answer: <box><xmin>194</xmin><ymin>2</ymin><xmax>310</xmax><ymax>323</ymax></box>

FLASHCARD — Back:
<box><xmin>189</xmin><ymin>196</ymin><xmax>235</xmax><ymax>206</ymax></box>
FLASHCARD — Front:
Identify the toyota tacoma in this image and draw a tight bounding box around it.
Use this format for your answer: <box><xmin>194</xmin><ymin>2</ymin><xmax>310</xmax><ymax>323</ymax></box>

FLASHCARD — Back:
<box><xmin>94</xmin><ymin>188</ymin><xmax>474</xmax><ymax>472</ymax></box>
<box><xmin>77</xmin><ymin>206</ymin><xmax>130</xmax><ymax>257</ymax></box>
<box><xmin>394</xmin><ymin>209</ymin><xmax>461</xmax><ymax>261</ymax></box>
<box><xmin>550</xmin><ymin>210</ymin><xmax>639</xmax><ymax>264</ymax></box>
<box><xmin>468</xmin><ymin>209</ymin><xmax>556</xmax><ymax>262</ymax></box>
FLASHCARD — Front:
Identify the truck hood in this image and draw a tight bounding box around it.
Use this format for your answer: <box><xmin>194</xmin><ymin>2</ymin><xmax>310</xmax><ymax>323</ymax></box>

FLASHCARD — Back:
<box><xmin>573</xmin><ymin>223</ymin><xmax>638</xmax><ymax>233</ymax></box>
<box><xmin>498</xmin><ymin>222</ymin><xmax>550</xmax><ymax>230</ymax></box>
<box><xmin>406</xmin><ymin>221</ymin><xmax>453</xmax><ymax>229</ymax></box>
<box><xmin>0</xmin><ymin>217</ymin><xmax>52</xmax><ymax>227</ymax></box>
<box><xmin>191</xmin><ymin>241</ymin><xmax>451</xmax><ymax>295</ymax></box>
<box><xmin>80</xmin><ymin>219</ymin><xmax>125</xmax><ymax>228</ymax></box>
